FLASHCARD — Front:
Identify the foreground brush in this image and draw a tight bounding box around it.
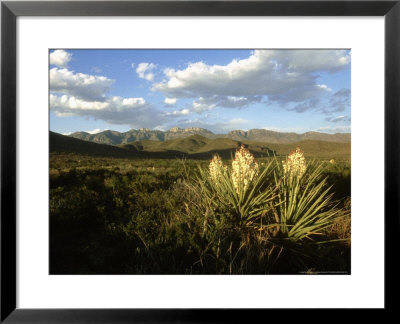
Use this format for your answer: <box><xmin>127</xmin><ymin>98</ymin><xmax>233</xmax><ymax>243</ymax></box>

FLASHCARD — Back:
<box><xmin>191</xmin><ymin>145</ymin><xmax>350</xmax><ymax>273</ymax></box>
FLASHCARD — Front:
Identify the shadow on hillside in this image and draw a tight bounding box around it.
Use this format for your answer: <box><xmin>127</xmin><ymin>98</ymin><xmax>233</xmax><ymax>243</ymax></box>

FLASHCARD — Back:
<box><xmin>50</xmin><ymin>131</ymin><xmax>276</xmax><ymax>160</ymax></box>
<box><xmin>189</xmin><ymin>147</ymin><xmax>275</xmax><ymax>160</ymax></box>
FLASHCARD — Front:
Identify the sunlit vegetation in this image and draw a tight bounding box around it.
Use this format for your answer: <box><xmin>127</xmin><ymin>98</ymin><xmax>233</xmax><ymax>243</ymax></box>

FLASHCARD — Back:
<box><xmin>50</xmin><ymin>145</ymin><xmax>350</xmax><ymax>274</ymax></box>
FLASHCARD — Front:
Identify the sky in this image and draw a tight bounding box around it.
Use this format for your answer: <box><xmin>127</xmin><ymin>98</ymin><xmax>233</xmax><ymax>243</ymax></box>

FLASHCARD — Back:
<box><xmin>49</xmin><ymin>49</ymin><xmax>351</xmax><ymax>135</ymax></box>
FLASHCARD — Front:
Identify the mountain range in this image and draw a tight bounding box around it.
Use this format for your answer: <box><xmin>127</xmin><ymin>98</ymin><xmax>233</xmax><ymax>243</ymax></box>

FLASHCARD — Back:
<box><xmin>68</xmin><ymin>127</ymin><xmax>351</xmax><ymax>145</ymax></box>
<box><xmin>52</xmin><ymin>130</ymin><xmax>351</xmax><ymax>160</ymax></box>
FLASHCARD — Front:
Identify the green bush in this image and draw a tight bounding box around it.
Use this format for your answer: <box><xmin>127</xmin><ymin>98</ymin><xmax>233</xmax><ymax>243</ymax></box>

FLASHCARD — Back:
<box><xmin>49</xmin><ymin>151</ymin><xmax>350</xmax><ymax>274</ymax></box>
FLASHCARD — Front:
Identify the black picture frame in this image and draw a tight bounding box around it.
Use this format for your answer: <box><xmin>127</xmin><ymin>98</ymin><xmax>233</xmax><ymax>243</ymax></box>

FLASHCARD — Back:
<box><xmin>1</xmin><ymin>0</ymin><xmax>399</xmax><ymax>322</ymax></box>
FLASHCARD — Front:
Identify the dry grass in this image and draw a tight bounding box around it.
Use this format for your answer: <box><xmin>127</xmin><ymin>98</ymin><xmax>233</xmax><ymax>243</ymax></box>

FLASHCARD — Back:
<box><xmin>326</xmin><ymin>198</ymin><xmax>351</xmax><ymax>246</ymax></box>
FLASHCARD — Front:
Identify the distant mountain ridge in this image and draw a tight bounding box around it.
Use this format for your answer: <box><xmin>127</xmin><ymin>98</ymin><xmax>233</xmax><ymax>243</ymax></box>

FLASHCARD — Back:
<box><xmin>51</xmin><ymin>131</ymin><xmax>351</xmax><ymax>159</ymax></box>
<box><xmin>69</xmin><ymin>127</ymin><xmax>216</xmax><ymax>145</ymax></box>
<box><xmin>226</xmin><ymin>129</ymin><xmax>350</xmax><ymax>144</ymax></box>
<box><xmin>51</xmin><ymin>131</ymin><xmax>274</xmax><ymax>159</ymax></box>
<box><xmin>68</xmin><ymin>127</ymin><xmax>350</xmax><ymax>145</ymax></box>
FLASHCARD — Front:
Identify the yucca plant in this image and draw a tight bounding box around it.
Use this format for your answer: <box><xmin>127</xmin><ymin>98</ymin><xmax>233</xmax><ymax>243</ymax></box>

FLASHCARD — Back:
<box><xmin>197</xmin><ymin>146</ymin><xmax>276</xmax><ymax>230</ymax></box>
<box><xmin>272</xmin><ymin>148</ymin><xmax>347</xmax><ymax>242</ymax></box>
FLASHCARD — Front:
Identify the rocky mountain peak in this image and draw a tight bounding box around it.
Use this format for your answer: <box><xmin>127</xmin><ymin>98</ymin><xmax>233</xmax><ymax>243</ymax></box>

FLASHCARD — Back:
<box><xmin>169</xmin><ymin>127</ymin><xmax>181</xmax><ymax>132</ymax></box>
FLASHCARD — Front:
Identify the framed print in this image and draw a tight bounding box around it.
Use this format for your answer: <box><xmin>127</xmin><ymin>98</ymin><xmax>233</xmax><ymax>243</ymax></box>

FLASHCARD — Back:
<box><xmin>1</xmin><ymin>0</ymin><xmax>399</xmax><ymax>321</ymax></box>
<box><xmin>47</xmin><ymin>47</ymin><xmax>352</xmax><ymax>276</ymax></box>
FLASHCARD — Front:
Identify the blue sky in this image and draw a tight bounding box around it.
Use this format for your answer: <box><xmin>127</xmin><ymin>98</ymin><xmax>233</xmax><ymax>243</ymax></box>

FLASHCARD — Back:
<box><xmin>49</xmin><ymin>49</ymin><xmax>351</xmax><ymax>135</ymax></box>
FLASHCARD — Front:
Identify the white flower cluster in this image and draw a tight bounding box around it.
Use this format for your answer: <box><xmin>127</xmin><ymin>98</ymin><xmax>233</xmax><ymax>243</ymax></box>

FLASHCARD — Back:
<box><xmin>209</xmin><ymin>146</ymin><xmax>259</xmax><ymax>194</ymax></box>
<box><xmin>282</xmin><ymin>147</ymin><xmax>306</xmax><ymax>179</ymax></box>
<box><xmin>231</xmin><ymin>145</ymin><xmax>259</xmax><ymax>194</ymax></box>
<box><xmin>209</xmin><ymin>154</ymin><xmax>227</xmax><ymax>183</ymax></box>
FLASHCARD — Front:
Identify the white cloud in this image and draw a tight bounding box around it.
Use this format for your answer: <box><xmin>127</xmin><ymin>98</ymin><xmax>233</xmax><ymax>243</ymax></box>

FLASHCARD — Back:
<box><xmin>50</xmin><ymin>64</ymin><xmax>169</xmax><ymax>128</ymax></box>
<box><xmin>131</xmin><ymin>63</ymin><xmax>135</xmax><ymax>69</ymax></box>
<box><xmin>192</xmin><ymin>98</ymin><xmax>216</xmax><ymax>113</ymax></box>
<box><xmin>316</xmin><ymin>84</ymin><xmax>331</xmax><ymax>91</ymax></box>
<box><xmin>62</xmin><ymin>131</ymin><xmax>73</xmax><ymax>136</ymax></box>
<box><xmin>50</xmin><ymin>94</ymin><xmax>146</xmax><ymax>112</ymax></box>
<box><xmin>190</xmin><ymin>95</ymin><xmax>261</xmax><ymax>114</ymax></box>
<box><xmin>165</xmin><ymin>108</ymin><xmax>190</xmax><ymax>116</ymax></box>
<box><xmin>153</xmin><ymin>50</ymin><xmax>350</xmax><ymax>112</ymax></box>
<box><xmin>50</xmin><ymin>95</ymin><xmax>108</xmax><ymax>111</ymax></box>
<box><xmin>50</xmin><ymin>67</ymin><xmax>114</xmax><ymax>101</ymax></box>
<box><xmin>136</xmin><ymin>62</ymin><xmax>156</xmax><ymax>81</ymax></box>
<box><xmin>145</xmin><ymin>74</ymin><xmax>154</xmax><ymax>81</ymax></box>
<box><xmin>153</xmin><ymin>125</ymin><xmax>166</xmax><ymax>131</ymax></box>
<box><xmin>220</xmin><ymin>96</ymin><xmax>251</xmax><ymax>107</ymax></box>
<box><xmin>50</xmin><ymin>50</ymin><xmax>72</xmax><ymax>68</ymax></box>
<box><xmin>86</xmin><ymin>128</ymin><xmax>107</xmax><ymax>134</ymax></box>
<box><xmin>164</xmin><ymin>97</ymin><xmax>177</xmax><ymax>105</ymax></box>
<box><xmin>50</xmin><ymin>94</ymin><xmax>167</xmax><ymax>128</ymax></box>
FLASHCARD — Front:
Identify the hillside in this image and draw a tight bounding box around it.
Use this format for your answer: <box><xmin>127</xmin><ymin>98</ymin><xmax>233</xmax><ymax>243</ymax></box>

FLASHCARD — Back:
<box><xmin>68</xmin><ymin>127</ymin><xmax>350</xmax><ymax>145</ymax></box>
<box><xmin>123</xmin><ymin>134</ymin><xmax>211</xmax><ymax>153</ymax></box>
<box><xmin>227</xmin><ymin>129</ymin><xmax>350</xmax><ymax>144</ymax></box>
<box><xmin>69</xmin><ymin>127</ymin><xmax>216</xmax><ymax>145</ymax></box>
<box><xmin>51</xmin><ymin>131</ymin><xmax>350</xmax><ymax>160</ymax></box>
<box><xmin>50</xmin><ymin>131</ymin><xmax>136</xmax><ymax>158</ymax></box>
<box><xmin>121</xmin><ymin>135</ymin><xmax>275</xmax><ymax>159</ymax></box>
<box><xmin>51</xmin><ymin>131</ymin><xmax>193</xmax><ymax>159</ymax></box>
<box><xmin>252</xmin><ymin>140</ymin><xmax>351</xmax><ymax>159</ymax></box>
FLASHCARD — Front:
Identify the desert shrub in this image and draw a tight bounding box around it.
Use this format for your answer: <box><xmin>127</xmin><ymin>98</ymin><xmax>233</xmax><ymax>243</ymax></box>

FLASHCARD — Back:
<box><xmin>272</xmin><ymin>148</ymin><xmax>347</xmax><ymax>242</ymax></box>
<box><xmin>189</xmin><ymin>146</ymin><xmax>350</xmax><ymax>273</ymax></box>
<box><xmin>49</xmin><ymin>152</ymin><xmax>350</xmax><ymax>274</ymax></box>
<box><xmin>197</xmin><ymin>146</ymin><xmax>276</xmax><ymax>229</ymax></box>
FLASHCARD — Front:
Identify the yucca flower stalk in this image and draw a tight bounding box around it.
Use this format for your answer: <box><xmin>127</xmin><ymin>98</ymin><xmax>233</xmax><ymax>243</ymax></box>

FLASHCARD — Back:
<box><xmin>273</xmin><ymin>149</ymin><xmax>346</xmax><ymax>242</ymax></box>
<box><xmin>231</xmin><ymin>145</ymin><xmax>260</xmax><ymax>195</ymax></box>
<box><xmin>198</xmin><ymin>146</ymin><xmax>276</xmax><ymax>229</ymax></box>
<box><xmin>209</xmin><ymin>154</ymin><xmax>227</xmax><ymax>183</ymax></box>
<box><xmin>282</xmin><ymin>147</ymin><xmax>306</xmax><ymax>180</ymax></box>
